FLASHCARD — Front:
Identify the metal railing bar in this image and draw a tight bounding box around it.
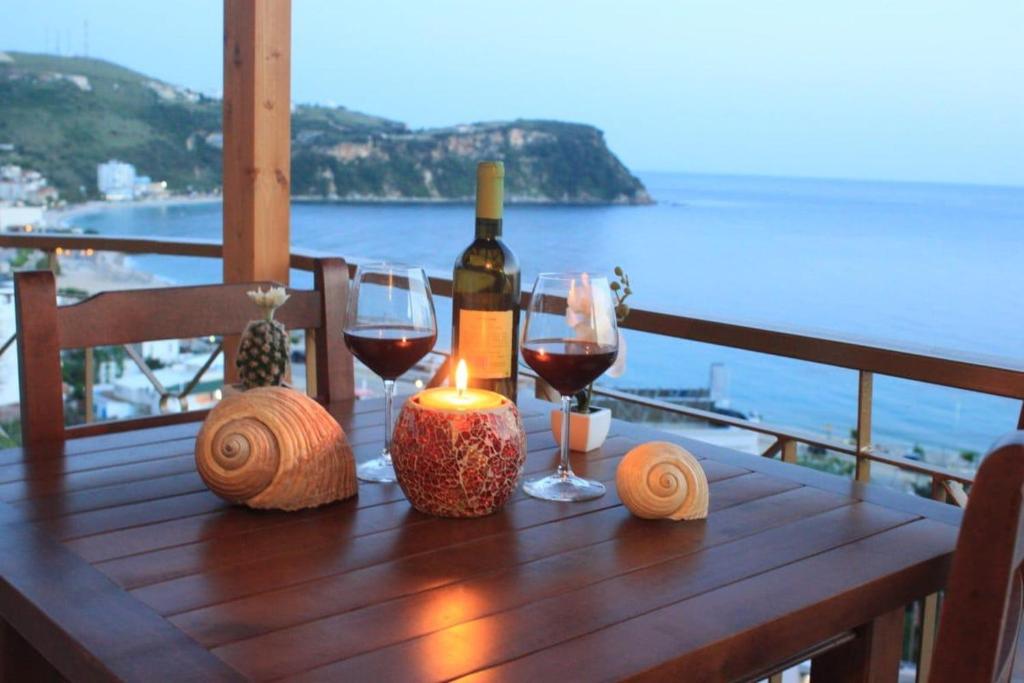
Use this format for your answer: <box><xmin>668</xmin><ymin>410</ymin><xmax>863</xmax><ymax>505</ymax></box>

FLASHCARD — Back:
<box><xmin>761</xmin><ymin>439</ymin><xmax>784</xmax><ymax>459</ymax></box>
<box><xmin>0</xmin><ymin>333</ymin><xmax>14</xmax><ymax>358</ymax></box>
<box><xmin>178</xmin><ymin>343</ymin><xmax>223</xmax><ymax>398</ymax></box>
<box><xmin>941</xmin><ymin>480</ymin><xmax>968</xmax><ymax>508</ymax></box>
<box><xmin>123</xmin><ymin>344</ymin><xmax>168</xmax><ymax>395</ymax></box>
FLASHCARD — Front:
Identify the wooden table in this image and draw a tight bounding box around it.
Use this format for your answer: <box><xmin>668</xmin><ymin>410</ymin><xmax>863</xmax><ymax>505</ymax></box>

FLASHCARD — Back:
<box><xmin>0</xmin><ymin>396</ymin><xmax>961</xmax><ymax>682</ymax></box>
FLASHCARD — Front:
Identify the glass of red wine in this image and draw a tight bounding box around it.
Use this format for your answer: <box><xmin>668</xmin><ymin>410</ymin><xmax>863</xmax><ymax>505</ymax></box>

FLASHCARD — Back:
<box><xmin>344</xmin><ymin>263</ymin><xmax>438</xmax><ymax>483</ymax></box>
<box><xmin>521</xmin><ymin>272</ymin><xmax>619</xmax><ymax>501</ymax></box>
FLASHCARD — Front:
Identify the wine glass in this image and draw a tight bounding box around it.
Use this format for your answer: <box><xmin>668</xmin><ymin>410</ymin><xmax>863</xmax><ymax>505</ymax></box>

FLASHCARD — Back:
<box><xmin>521</xmin><ymin>272</ymin><xmax>619</xmax><ymax>501</ymax></box>
<box><xmin>344</xmin><ymin>263</ymin><xmax>438</xmax><ymax>483</ymax></box>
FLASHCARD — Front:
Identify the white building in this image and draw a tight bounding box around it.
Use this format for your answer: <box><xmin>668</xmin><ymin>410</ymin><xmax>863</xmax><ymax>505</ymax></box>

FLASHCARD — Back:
<box><xmin>97</xmin><ymin>160</ymin><xmax>137</xmax><ymax>201</ymax></box>
<box><xmin>0</xmin><ymin>204</ymin><xmax>44</xmax><ymax>231</ymax></box>
<box><xmin>0</xmin><ymin>165</ymin><xmax>54</xmax><ymax>204</ymax></box>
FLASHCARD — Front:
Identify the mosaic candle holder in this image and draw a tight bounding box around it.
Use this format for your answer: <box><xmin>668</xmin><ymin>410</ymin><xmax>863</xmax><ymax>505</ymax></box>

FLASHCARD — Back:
<box><xmin>391</xmin><ymin>389</ymin><xmax>527</xmax><ymax>518</ymax></box>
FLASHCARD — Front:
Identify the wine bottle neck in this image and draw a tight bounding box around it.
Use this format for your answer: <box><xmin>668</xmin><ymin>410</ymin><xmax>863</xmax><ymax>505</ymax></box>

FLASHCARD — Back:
<box><xmin>475</xmin><ymin>217</ymin><xmax>502</xmax><ymax>239</ymax></box>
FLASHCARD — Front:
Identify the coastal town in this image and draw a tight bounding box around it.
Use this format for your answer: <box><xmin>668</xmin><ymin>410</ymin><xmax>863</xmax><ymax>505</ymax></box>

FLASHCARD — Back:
<box><xmin>0</xmin><ymin>156</ymin><xmax>218</xmax><ymax>441</ymax></box>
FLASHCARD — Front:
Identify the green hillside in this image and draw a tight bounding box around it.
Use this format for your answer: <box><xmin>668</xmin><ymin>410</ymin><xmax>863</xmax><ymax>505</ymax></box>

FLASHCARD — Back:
<box><xmin>0</xmin><ymin>51</ymin><xmax>650</xmax><ymax>204</ymax></box>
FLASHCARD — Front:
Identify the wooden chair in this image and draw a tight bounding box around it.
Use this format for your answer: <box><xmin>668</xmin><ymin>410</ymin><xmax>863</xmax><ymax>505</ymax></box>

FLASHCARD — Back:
<box><xmin>14</xmin><ymin>258</ymin><xmax>354</xmax><ymax>446</ymax></box>
<box><xmin>930</xmin><ymin>431</ymin><xmax>1024</xmax><ymax>683</ymax></box>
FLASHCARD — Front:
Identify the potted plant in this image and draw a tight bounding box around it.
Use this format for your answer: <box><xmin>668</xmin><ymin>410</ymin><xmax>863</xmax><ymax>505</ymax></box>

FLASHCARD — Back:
<box><xmin>550</xmin><ymin>267</ymin><xmax>633</xmax><ymax>451</ymax></box>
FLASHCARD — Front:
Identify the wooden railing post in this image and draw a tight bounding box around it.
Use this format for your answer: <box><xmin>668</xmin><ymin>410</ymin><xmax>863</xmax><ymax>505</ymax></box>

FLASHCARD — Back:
<box><xmin>222</xmin><ymin>0</ymin><xmax>292</xmax><ymax>383</ymax></box>
<box><xmin>304</xmin><ymin>330</ymin><xmax>317</xmax><ymax>397</ymax></box>
<box><xmin>84</xmin><ymin>347</ymin><xmax>94</xmax><ymax>423</ymax></box>
<box><xmin>856</xmin><ymin>370</ymin><xmax>873</xmax><ymax>482</ymax></box>
<box><xmin>781</xmin><ymin>439</ymin><xmax>797</xmax><ymax>464</ymax></box>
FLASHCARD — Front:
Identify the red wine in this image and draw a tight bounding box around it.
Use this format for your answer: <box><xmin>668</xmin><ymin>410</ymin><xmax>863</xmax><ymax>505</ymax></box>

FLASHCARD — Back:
<box><xmin>344</xmin><ymin>325</ymin><xmax>437</xmax><ymax>380</ymax></box>
<box><xmin>521</xmin><ymin>339</ymin><xmax>617</xmax><ymax>396</ymax></box>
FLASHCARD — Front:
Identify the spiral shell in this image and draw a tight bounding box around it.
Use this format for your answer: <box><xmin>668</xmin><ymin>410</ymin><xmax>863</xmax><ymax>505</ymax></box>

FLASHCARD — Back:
<box><xmin>195</xmin><ymin>387</ymin><xmax>356</xmax><ymax>511</ymax></box>
<box><xmin>616</xmin><ymin>441</ymin><xmax>708</xmax><ymax>521</ymax></box>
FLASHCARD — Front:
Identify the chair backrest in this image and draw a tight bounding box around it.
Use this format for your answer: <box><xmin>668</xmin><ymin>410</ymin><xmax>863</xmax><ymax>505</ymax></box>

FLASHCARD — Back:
<box><xmin>931</xmin><ymin>431</ymin><xmax>1024</xmax><ymax>683</ymax></box>
<box><xmin>14</xmin><ymin>257</ymin><xmax>354</xmax><ymax>446</ymax></box>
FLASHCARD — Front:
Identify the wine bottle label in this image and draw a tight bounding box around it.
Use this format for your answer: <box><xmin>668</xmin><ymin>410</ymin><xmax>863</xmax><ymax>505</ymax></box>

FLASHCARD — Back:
<box><xmin>458</xmin><ymin>309</ymin><xmax>513</xmax><ymax>379</ymax></box>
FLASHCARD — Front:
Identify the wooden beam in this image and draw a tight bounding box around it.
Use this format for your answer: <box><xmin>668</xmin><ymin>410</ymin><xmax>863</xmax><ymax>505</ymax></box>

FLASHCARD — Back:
<box><xmin>223</xmin><ymin>0</ymin><xmax>292</xmax><ymax>381</ymax></box>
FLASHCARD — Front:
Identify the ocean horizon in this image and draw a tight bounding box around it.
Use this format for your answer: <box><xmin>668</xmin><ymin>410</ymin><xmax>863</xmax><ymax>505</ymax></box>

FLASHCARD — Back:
<box><xmin>71</xmin><ymin>171</ymin><xmax>1024</xmax><ymax>458</ymax></box>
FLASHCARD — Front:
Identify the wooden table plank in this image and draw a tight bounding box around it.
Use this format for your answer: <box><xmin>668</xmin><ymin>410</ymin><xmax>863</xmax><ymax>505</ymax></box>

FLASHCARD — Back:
<box><xmin>10</xmin><ymin>419</ymin><xmax>556</xmax><ymax>525</ymax></box>
<box><xmin>133</xmin><ymin>454</ymin><xmax>752</xmax><ymax>618</ymax></box>
<box><xmin>112</xmin><ymin>440</ymin><xmax>634</xmax><ymax>602</ymax></box>
<box><xmin>95</xmin><ymin>431</ymin><xmax>642</xmax><ymax>589</ymax></box>
<box><xmin>64</xmin><ymin>427</ymin><xmax>624</xmax><ymax>569</ymax></box>
<box><xmin>171</xmin><ymin>467</ymin><xmax>779</xmax><ymax>650</ymax></box>
<box><xmin>0</xmin><ymin>453</ymin><xmax>197</xmax><ymax>503</ymax></box>
<box><xmin>285</xmin><ymin>501</ymin><xmax>919</xmax><ymax>683</ymax></box>
<box><xmin>0</xmin><ymin>501</ymin><xmax>242</xmax><ymax>682</ymax></box>
<box><xmin>0</xmin><ymin>437</ymin><xmax>196</xmax><ymax>486</ymax></box>
<box><xmin>0</xmin><ymin>395</ymin><xmax>961</xmax><ymax>683</ymax></box>
<box><xmin>0</xmin><ymin>421</ymin><xmax>201</xmax><ymax>465</ymax></box>
<box><xmin>456</xmin><ymin>519</ymin><xmax>955</xmax><ymax>683</ymax></box>
<box><xmin>206</xmin><ymin>486</ymin><xmax>853</xmax><ymax>678</ymax></box>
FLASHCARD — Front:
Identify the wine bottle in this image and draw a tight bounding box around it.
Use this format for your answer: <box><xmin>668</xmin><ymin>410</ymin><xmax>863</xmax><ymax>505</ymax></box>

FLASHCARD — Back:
<box><xmin>452</xmin><ymin>161</ymin><xmax>521</xmax><ymax>402</ymax></box>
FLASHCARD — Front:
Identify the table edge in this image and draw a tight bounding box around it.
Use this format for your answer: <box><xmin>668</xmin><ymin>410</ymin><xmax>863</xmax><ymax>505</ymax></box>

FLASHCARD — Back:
<box><xmin>0</xmin><ymin>499</ymin><xmax>243</xmax><ymax>682</ymax></box>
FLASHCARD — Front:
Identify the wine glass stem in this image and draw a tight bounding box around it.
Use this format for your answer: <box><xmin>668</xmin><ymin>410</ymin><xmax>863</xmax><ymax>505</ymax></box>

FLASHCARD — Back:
<box><xmin>382</xmin><ymin>379</ymin><xmax>396</xmax><ymax>464</ymax></box>
<box><xmin>558</xmin><ymin>394</ymin><xmax>573</xmax><ymax>481</ymax></box>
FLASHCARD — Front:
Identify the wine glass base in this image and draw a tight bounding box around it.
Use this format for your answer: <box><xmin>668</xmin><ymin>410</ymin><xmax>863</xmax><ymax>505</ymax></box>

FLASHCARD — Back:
<box><xmin>523</xmin><ymin>472</ymin><xmax>606</xmax><ymax>502</ymax></box>
<box><xmin>357</xmin><ymin>456</ymin><xmax>397</xmax><ymax>483</ymax></box>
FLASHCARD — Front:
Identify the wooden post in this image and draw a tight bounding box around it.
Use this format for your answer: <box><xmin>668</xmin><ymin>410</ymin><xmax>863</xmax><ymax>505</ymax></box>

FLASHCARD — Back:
<box><xmin>811</xmin><ymin>607</ymin><xmax>904</xmax><ymax>682</ymax></box>
<box><xmin>222</xmin><ymin>0</ymin><xmax>292</xmax><ymax>382</ymax></box>
<box><xmin>855</xmin><ymin>370</ymin><xmax>873</xmax><ymax>482</ymax></box>
<box><xmin>781</xmin><ymin>439</ymin><xmax>797</xmax><ymax>464</ymax></box>
<box><xmin>84</xmin><ymin>347</ymin><xmax>94</xmax><ymax>423</ymax></box>
<box><xmin>917</xmin><ymin>594</ymin><xmax>940</xmax><ymax>682</ymax></box>
<box><xmin>304</xmin><ymin>330</ymin><xmax>317</xmax><ymax>397</ymax></box>
<box><xmin>14</xmin><ymin>271</ymin><xmax>64</xmax><ymax>445</ymax></box>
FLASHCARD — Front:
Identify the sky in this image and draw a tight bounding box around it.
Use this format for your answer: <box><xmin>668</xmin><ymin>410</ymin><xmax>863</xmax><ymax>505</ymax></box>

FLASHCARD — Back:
<box><xmin>0</xmin><ymin>0</ymin><xmax>1021</xmax><ymax>185</ymax></box>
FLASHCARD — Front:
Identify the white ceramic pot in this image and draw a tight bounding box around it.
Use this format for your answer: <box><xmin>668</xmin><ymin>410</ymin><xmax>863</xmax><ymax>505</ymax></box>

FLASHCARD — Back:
<box><xmin>550</xmin><ymin>407</ymin><xmax>612</xmax><ymax>452</ymax></box>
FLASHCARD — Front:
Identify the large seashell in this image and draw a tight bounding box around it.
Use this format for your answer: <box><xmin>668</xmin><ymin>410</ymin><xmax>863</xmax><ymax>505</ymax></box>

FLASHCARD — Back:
<box><xmin>616</xmin><ymin>441</ymin><xmax>709</xmax><ymax>520</ymax></box>
<box><xmin>195</xmin><ymin>387</ymin><xmax>356</xmax><ymax>511</ymax></box>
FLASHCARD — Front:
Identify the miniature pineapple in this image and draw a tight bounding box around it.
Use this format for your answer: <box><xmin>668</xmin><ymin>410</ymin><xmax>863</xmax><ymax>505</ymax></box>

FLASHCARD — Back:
<box><xmin>237</xmin><ymin>286</ymin><xmax>291</xmax><ymax>389</ymax></box>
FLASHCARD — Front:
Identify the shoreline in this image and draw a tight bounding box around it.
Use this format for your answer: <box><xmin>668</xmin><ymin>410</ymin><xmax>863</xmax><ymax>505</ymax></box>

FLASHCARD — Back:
<box><xmin>46</xmin><ymin>195</ymin><xmax>224</xmax><ymax>225</ymax></box>
<box><xmin>45</xmin><ymin>192</ymin><xmax>653</xmax><ymax>227</ymax></box>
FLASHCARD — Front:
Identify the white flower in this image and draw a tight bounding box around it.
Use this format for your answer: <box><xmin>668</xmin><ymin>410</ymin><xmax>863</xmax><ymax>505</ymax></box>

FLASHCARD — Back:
<box><xmin>247</xmin><ymin>286</ymin><xmax>290</xmax><ymax>320</ymax></box>
<box><xmin>566</xmin><ymin>274</ymin><xmax>594</xmax><ymax>338</ymax></box>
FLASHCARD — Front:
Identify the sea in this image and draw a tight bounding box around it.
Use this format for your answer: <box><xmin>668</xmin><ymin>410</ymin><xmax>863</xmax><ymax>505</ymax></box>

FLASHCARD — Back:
<box><xmin>72</xmin><ymin>172</ymin><xmax>1024</xmax><ymax>457</ymax></box>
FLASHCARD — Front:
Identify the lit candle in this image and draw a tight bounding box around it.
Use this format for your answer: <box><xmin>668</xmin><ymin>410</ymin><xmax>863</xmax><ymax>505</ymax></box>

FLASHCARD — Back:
<box><xmin>391</xmin><ymin>358</ymin><xmax>526</xmax><ymax>517</ymax></box>
<box><xmin>416</xmin><ymin>359</ymin><xmax>505</xmax><ymax>410</ymax></box>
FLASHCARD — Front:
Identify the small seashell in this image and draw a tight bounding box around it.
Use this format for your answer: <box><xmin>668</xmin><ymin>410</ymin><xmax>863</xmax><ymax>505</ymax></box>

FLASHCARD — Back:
<box><xmin>195</xmin><ymin>387</ymin><xmax>356</xmax><ymax>511</ymax></box>
<box><xmin>616</xmin><ymin>441</ymin><xmax>708</xmax><ymax>520</ymax></box>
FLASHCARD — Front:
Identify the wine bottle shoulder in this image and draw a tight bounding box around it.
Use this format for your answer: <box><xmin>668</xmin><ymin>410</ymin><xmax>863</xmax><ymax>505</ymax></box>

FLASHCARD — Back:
<box><xmin>454</xmin><ymin>237</ymin><xmax>520</xmax><ymax>274</ymax></box>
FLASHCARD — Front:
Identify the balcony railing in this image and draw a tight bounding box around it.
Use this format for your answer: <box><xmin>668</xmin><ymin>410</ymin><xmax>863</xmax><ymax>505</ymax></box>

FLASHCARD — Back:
<box><xmin>3</xmin><ymin>231</ymin><xmax>1023</xmax><ymax>507</ymax></box>
<box><xmin>3</xmin><ymin>230</ymin><xmax>1022</xmax><ymax>678</ymax></box>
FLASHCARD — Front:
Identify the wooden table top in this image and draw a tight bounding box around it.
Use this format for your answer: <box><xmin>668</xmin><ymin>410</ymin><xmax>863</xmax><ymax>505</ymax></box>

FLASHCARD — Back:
<box><xmin>0</xmin><ymin>396</ymin><xmax>961</xmax><ymax>682</ymax></box>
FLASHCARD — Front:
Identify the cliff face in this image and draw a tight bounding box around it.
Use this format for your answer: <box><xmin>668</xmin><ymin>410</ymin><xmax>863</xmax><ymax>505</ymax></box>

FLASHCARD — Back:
<box><xmin>292</xmin><ymin>118</ymin><xmax>651</xmax><ymax>204</ymax></box>
<box><xmin>0</xmin><ymin>52</ymin><xmax>650</xmax><ymax>204</ymax></box>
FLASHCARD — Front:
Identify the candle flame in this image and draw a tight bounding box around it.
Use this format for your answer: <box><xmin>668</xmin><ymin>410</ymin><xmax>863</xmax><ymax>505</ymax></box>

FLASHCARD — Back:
<box><xmin>456</xmin><ymin>359</ymin><xmax>468</xmax><ymax>398</ymax></box>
